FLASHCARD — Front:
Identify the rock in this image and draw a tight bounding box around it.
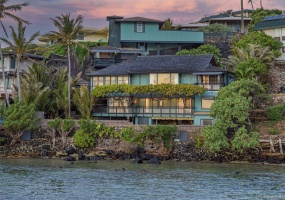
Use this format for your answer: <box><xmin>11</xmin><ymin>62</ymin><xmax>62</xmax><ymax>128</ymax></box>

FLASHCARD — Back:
<box><xmin>42</xmin><ymin>150</ymin><xmax>48</xmax><ymax>157</ymax></box>
<box><xmin>147</xmin><ymin>157</ymin><xmax>161</xmax><ymax>165</ymax></box>
<box><xmin>78</xmin><ymin>151</ymin><xmax>85</xmax><ymax>160</ymax></box>
<box><xmin>89</xmin><ymin>156</ymin><xmax>98</xmax><ymax>162</ymax></box>
<box><xmin>66</xmin><ymin>146</ymin><xmax>76</xmax><ymax>155</ymax></box>
<box><xmin>56</xmin><ymin>151</ymin><xmax>68</xmax><ymax>157</ymax></box>
<box><xmin>142</xmin><ymin>154</ymin><xmax>153</xmax><ymax>160</ymax></box>
<box><xmin>69</xmin><ymin>154</ymin><xmax>79</xmax><ymax>161</ymax></box>
<box><xmin>64</xmin><ymin>155</ymin><xmax>76</xmax><ymax>161</ymax></box>
<box><xmin>133</xmin><ymin>157</ymin><xmax>143</xmax><ymax>164</ymax></box>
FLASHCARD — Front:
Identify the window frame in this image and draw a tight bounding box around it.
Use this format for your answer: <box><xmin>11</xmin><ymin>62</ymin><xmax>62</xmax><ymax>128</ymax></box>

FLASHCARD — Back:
<box><xmin>201</xmin><ymin>98</ymin><xmax>214</xmax><ymax>109</ymax></box>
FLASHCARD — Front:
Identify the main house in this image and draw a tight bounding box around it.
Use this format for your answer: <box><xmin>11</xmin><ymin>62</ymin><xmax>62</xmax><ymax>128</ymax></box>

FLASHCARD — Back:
<box><xmin>87</xmin><ymin>55</ymin><xmax>230</xmax><ymax>126</ymax></box>
<box><xmin>253</xmin><ymin>14</ymin><xmax>285</xmax><ymax>60</ymax></box>
<box><xmin>91</xmin><ymin>16</ymin><xmax>204</xmax><ymax>69</ymax></box>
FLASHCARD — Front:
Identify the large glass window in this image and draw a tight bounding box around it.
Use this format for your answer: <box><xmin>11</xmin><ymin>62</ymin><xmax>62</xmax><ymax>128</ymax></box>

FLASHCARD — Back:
<box><xmin>201</xmin><ymin>98</ymin><xmax>214</xmax><ymax>109</ymax></box>
<box><xmin>118</xmin><ymin>76</ymin><xmax>129</xmax><ymax>84</ymax></box>
<box><xmin>93</xmin><ymin>77</ymin><xmax>103</xmax><ymax>86</ymax></box>
<box><xmin>150</xmin><ymin>73</ymin><xmax>178</xmax><ymax>85</ymax></box>
<box><xmin>105</xmin><ymin>76</ymin><xmax>116</xmax><ymax>85</ymax></box>
<box><xmin>201</xmin><ymin>119</ymin><xmax>213</xmax><ymax>126</ymax></box>
<box><xmin>136</xmin><ymin>22</ymin><xmax>143</xmax><ymax>32</ymax></box>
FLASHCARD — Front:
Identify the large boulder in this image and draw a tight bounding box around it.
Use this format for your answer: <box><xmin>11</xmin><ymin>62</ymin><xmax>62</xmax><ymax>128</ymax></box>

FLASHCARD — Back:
<box><xmin>78</xmin><ymin>151</ymin><xmax>85</xmax><ymax>160</ymax></box>
<box><xmin>64</xmin><ymin>155</ymin><xmax>76</xmax><ymax>161</ymax></box>
<box><xmin>147</xmin><ymin>157</ymin><xmax>161</xmax><ymax>165</ymax></box>
<box><xmin>66</xmin><ymin>146</ymin><xmax>76</xmax><ymax>155</ymax></box>
<box><xmin>133</xmin><ymin>157</ymin><xmax>143</xmax><ymax>164</ymax></box>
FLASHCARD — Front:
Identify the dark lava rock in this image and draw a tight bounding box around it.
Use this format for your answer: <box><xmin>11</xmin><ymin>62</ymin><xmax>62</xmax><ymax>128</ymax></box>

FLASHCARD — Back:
<box><xmin>78</xmin><ymin>151</ymin><xmax>85</xmax><ymax>160</ymax></box>
<box><xmin>42</xmin><ymin>150</ymin><xmax>48</xmax><ymax>157</ymax></box>
<box><xmin>147</xmin><ymin>157</ymin><xmax>161</xmax><ymax>165</ymax></box>
<box><xmin>133</xmin><ymin>157</ymin><xmax>143</xmax><ymax>164</ymax></box>
<box><xmin>142</xmin><ymin>154</ymin><xmax>153</xmax><ymax>161</ymax></box>
<box><xmin>66</xmin><ymin>146</ymin><xmax>76</xmax><ymax>155</ymax></box>
<box><xmin>64</xmin><ymin>155</ymin><xmax>76</xmax><ymax>161</ymax></box>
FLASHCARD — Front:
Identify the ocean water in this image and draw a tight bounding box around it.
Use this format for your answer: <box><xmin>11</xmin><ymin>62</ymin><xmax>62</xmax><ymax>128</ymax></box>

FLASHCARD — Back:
<box><xmin>1</xmin><ymin>159</ymin><xmax>285</xmax><ymax>200</ymax></box>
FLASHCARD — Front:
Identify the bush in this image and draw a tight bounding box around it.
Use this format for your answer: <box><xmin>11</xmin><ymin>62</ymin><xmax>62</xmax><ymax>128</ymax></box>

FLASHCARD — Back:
<box><xmin>73</xmin><ymin>129</ymin><xmax>95</xmax><ymax>150</ymax></box>
<box><xmin>266</xmin><ymin>104</ymin><xmax>285</xmax><ymax>121</ymax></box>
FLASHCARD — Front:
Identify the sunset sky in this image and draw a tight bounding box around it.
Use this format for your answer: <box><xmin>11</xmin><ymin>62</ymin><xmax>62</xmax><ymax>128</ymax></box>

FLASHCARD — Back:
<box><xmin>3</xmin><ymin>0</ymin><xmax>285</xmax><ymax>38</ymax></box>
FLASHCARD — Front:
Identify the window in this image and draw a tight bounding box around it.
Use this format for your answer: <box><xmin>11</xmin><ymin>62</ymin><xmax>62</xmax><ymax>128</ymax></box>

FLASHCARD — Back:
<box><xmin>275</xmin><ymin>37</ymin><xmax>280</xmax><ymax>41</ymax></box>
<box><xmin>93</xmin><ymin>77</ymin><xmax>103</xmax><ymax>86</ymax></box>
<box><xmin>78</xmin><ymin>33</ymin><xmax>84</xmax><ymax>40</ymax></box>
<box><xmin>10</xmin><ymin>57</ymin><xmax>15</xmax><ymax>69</ymax></box>
<box><xmin>150</xmin><ymin>73</ymin><xmax>178</xmax><ymax>85</ymax></box>
<box><xmin>282</xmin><ymin>46</ymin><xmax>285</xmax><ymax>53</ymax></box>
<box><xmin>105</xmin><ymin>76</ymin><xmax>116</xmax><ymax>85</ymax></box>
<box><xmin>201</xmin><ymin>98</ymin><xmax>214</xmax><ymax>109</ymax></box>
<box><xmin>118</xmin><ymin>76</ymin><xmax>129</xmax><ymax>84</ymax></box>
<box><xmin>201</xmin><ymin>119</ymin><xmax>213</xmax><ymax>126</ymax></box>
<box><xmin>282</xmin><ymin>36</ymin><xmax>285</xmax><ymax>41</ymax></box>
<box><xmin>137</xmin><ymin>42</ymin><xmax>146</xmax><ymax>51</ymax></box>
<box><xmin>136</xmin><ymin>22</ymin><xmax>143</xmax><ymax>32</ymax></box>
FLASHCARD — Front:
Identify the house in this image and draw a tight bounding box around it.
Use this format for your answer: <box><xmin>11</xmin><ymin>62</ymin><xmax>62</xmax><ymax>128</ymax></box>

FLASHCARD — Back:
<box><xmin>90</xmin><ymin>16</ymin><xmax>204</xmax><ymax>70</ymax></box>
<box><xmin>199</xmin><ymin>9</ymin><xmax>252</xmax><ymax>33</ymax></box>
<box><xmin>86</xmin><ymin>55</ymin><xmax>230</xmax><ymax>126</ymax></box>
<box><xmin>252</xmin><ymin>15</ymin><xmax>285</xmax><ymax>60</ymax></box>
<box><xmin>0</xmin><ymin>53</ymin><xmax>45</xmax><ymax>103</ymax></box>
<box><xmin>38</xmin><ymin>26</ymin><xmax>109</xmax><ymax>46</ymax></box>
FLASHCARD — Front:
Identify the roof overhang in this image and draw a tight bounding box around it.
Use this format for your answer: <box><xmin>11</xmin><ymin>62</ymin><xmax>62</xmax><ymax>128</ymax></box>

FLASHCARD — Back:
<box><xmin>193</xmin><ymin>72</ymin><xmax>224</xmax><ymax>75</ymax></box>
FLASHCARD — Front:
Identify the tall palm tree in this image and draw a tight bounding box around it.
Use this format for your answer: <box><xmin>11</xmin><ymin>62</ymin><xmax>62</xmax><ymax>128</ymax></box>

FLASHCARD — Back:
<box><xmin>0</xmin><ymin>21</ymin><xmax>40</xmax><ymax>101</ymax></box>
<box><xmin>0</xmin><ymin>0</ymin><xmax>30</xmax><ymax>106</ymax></box>
<box><xmin>42</xmin><ymin>14</ymin><xmax>85</xmax><ymax>118</ymax></box>
<box><xmin>73</xmin><ymin>85</ymin><xmax>94</xmax><ymax>119</ymax></box>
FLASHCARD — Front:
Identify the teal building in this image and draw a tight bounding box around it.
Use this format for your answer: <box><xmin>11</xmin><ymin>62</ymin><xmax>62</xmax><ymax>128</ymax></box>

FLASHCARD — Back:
<box><xmin>87</xmin><ymin>55</ymin><xmax>231</xmax><ymax>126</ymax></box>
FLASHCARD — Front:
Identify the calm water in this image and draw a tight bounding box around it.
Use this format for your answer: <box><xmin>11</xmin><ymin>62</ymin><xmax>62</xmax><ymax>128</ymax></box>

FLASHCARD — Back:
<box><xmin>1</xmin><ymin>159</ymin><xmax>285</xmax><ymax>200</ymax></box>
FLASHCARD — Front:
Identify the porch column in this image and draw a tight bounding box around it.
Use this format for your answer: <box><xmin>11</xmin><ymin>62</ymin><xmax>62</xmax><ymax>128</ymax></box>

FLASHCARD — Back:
<box><xmin>156</xmin><ymin>43</ymin><xmax>160</xmax><ymax>55</ymax></box>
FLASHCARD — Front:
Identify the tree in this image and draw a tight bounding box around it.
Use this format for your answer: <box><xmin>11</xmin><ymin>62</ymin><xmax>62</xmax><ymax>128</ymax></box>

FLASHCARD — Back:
<box><xmin>161</xmin><ymin>18</ymin><xmax>178</xmax><ymax>30</ymax></box>
<box><xmin>176</xmin><ymin>44</ymin><xmax>223</xmax><ymax>67</ymax></box>
<box><xmin>201</xmin><ymin>79</ymin><xmax>264</xmax><ymax>152</ymax></box>
<box><xmin>0</xmin><ymin>21</ymin><xmax>40</xmax><ymax>101</ymax></box>
<box><xmin>42</xmin><ymin>14</ymin><xmax>86</xmax><ymax>118</ymax></box>
<box><xmin>232</xmin><ymin>31</ymin><xmax>283</xmax><ymax>58</ymax></box>
<box><xmin>3</xmin><ymin>102</ymin><xmax>38</xmax><ymax>147</ymax></box>
<box><xmin>228</xmin><ymin>44</ymin><xmax>275</xmax><ymax>79</ymax></box>
<box><xmin>0</xmin><ymin>0</ymin><xmax>30</xmax><ymax>106</ymax></box>
<box><xmin>196</xmin><ymin>23</ymin><xmax>231</xmax><ymax>33</ymax></box>
<box><xmin>47</xmin><ymin>118</ymin><xmax>74</xmax><ymax>149</ymax></box>
<box><xmin>247</xmin><ymin>8</ymin><xmax>282</xmax><ymax>32</ymax></box>
<box><xmin>73</xmin><ymin>85</ymin><xmax>94</xmax><ymax>119</ymax></box>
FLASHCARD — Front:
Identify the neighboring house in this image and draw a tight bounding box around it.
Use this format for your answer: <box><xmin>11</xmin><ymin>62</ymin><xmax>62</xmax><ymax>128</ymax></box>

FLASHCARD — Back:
<box><xmin>86</xmin><ymin>55</ymin><xmax>230</xmax><ymax>126</ymax></box>
<box><xmin>0</xmin><ymin>53</ymin><xmax>45</xmax><ymax>103</ymax></box>
<box><xmin>176</xmin><ymin>23</ymin><xmax>208</xmax><ymax>31</ymax></box>
<box><xmin>90</xmin><ymin>16</ymin><xmax>204</xmax><ymax>70</ymax></box>
<box><xmin>199</xmin><ymin>9</ymin><xmax>252</xmax><ymax>33</ymax></box>
<box><xmin>38</xmin><ymin>26</ymin><xmax>109</xmax><ymax>46</ymax></box>
<box><xmin>253</xmin><ymin>15</ymin><xmax>285</xmax><ymax>60</ymax></box>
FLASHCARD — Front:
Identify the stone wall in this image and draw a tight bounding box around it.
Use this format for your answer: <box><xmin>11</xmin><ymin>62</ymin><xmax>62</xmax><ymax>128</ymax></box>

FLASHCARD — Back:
<box><xmin>268</xmin><ymin>61</ymin><xmax>285</xmax><ymax>93</ymax></box>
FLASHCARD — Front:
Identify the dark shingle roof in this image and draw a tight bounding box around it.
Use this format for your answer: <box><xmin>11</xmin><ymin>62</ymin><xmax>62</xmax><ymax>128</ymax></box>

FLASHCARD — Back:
<box><xmin>116</xmin><ymin>17</ymin><xmax>164</xmax><ymax>23</ymax></box>
<box><xmin>87</xmin><ymin>55</ymin><xmax>227</xmax><ymax>76</ymax></box>
<box><xmin>253</xmin><ymin>18</ymin><xmax>285</xmax><ymax>30</ymax></box>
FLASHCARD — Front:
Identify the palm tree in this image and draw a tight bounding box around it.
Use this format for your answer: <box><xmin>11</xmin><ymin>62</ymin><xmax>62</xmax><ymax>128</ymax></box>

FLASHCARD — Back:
<box><xmin>0</xmin><ymin>0</ymin><xmax>30</xmax><ymax>106</ymax></box>
<box><xmin>0</xmin><ymin>21</ymin><xmax>40</xmax><ymax>101</ymax></box>
<box><xmin>42</xmin><ymin>14</ymin><xmax>85</xmax><ymax>118</ymax></box>
<box><xmin>73</xmin><ymin>85</ymin><xmax>94</xmax><ymax>119</ymax></box>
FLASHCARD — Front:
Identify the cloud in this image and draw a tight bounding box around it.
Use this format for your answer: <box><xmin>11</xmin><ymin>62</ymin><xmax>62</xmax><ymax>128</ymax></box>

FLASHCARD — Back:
<box><xmin>3</xmin><ymin>0</ymin><xmax>285</xmax><ymax>38</ymax></box>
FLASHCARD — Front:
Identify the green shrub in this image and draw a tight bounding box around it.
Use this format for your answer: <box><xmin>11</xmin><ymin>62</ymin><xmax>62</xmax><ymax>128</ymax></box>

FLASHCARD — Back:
<box><xmin>268</xmin><ymin>127</ymin><xmax>279</xmax><ymax>135</ymax></box>
<box><xmin>266</xmin><ymin>104</ymin><xmax>285</xmax><ymax>121</ymax></box>
<box><xmin>73</xmin><ymin>129</ymin><xmax>95</xmax><ymax>150</ymax></box>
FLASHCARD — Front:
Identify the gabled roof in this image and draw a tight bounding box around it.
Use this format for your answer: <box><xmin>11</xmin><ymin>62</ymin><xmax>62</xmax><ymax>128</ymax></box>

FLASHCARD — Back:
<box><xmin>116</xmin><ymin>16</ymin><xmax>164</xmax><ymax>24</ymax></box>
<box><xmin>87</xmin><ymin>55</ymin><xmax>227</xmax><ymax>76</ymax></box>
<box><xmin>253</xmin><ymin>17</ymin><xmax>285</xmax><ymax>30</ymax></box>
<box><xmin>2</xmin><ymin>52</ymin><xmax>45</xmax><ymax>60</ymax></box>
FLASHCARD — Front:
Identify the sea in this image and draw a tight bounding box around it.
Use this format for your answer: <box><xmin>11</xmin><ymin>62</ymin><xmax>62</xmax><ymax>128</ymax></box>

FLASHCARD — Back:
<box><xmin>1</xmin><ymin>159</ymin><xmax>285</xmax><ymax>200</ymax></box>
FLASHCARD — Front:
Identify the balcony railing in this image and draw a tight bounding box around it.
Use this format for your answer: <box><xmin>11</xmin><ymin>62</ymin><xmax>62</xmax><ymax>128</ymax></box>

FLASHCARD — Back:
<box><xmin>93</xmin><ymin>106</ymin><xmax>194</xmax><ymax>117</ymax></box>
<box><xmin>94</xmin><ymin>58</ymin><xmax>127</xmax><ymax>67</ymax></box>
<box><xmin>195</xmin><ymin>83</ymin><xmax>225</xmax><ymax>91</ymax></box>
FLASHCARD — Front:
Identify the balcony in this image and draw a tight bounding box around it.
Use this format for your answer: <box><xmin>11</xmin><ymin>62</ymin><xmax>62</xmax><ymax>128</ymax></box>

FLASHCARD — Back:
<box><xmin>94</xmin><ymin>58</ymin><xmax>127</xmax><ymax>68</ymax></box>
<box><xmin>195</xmin><ymin>83</ymin><xmax>225</xmax><ymax>91</ymax></box>
<box><xmin>92</xmin><ymin>106</ymin><xmax>194</xmax><ymax>118</ymax></box>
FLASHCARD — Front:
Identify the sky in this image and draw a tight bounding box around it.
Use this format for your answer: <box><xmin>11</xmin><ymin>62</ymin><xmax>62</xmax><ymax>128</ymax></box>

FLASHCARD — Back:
<box><xmin>2</xmin><ymin>0</ymin><xmax>285</xmax><ymax>39</ymax></box>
